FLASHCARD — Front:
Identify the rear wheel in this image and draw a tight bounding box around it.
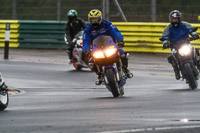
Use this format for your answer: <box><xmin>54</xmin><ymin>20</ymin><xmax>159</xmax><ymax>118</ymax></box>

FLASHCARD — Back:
<box><xmin>0</xmin><ymin>89</ymin><xmax>9</xmax><ymax>111</ymax></box>
<box><xmin>73</xmin><ymin>62</ymin><xmax>82</xmax><ymax>71</ymax></box>
<box><xmin>185</xmin><ymin>63</ymin><xmax>198</xmax><ymax>89</ymax></box>
<box><xmin>105</xmin><ymin>68</ymin><xmax>120</xmax><ymax>97</ymax></box>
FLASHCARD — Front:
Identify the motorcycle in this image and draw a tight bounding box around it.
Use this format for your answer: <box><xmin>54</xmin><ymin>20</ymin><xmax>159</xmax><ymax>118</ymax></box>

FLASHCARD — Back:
<box><xmin>0</xmin><ymin>73</ymin><xmax>8</xmax><ymax>110</ymax></box>
<box><xmin>160</xmin><ymin>28</ymin><xmax>200</xmax><ymax>89</ymax></box>
<box><xmin>64</xmin><ymin>31</ymin><xmax>88</xmax><ymax>70</ymax></box>
<box><xmin>89</xmin><ymin>35</ymin><xmax>133</xmax><ymax>97</ymax></box>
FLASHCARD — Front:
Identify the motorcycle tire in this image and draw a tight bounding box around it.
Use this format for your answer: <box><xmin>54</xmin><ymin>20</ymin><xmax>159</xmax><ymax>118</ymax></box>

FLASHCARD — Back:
<box><xmin>73</xmin><ymin>62</ymin><xmax>82</xmax><ymax>71</ymax></box>
<box><xmin>0</xmin><ymin>89</ymin><xmax>9</xmax><ymax>111</ymax></box>
<box><xmin>105</xmin><ymin>68</ymin><xmax>120</xmax><ymax>97</ymax></box>
<box><xmin>185</xmin><ymin>63</ymin><xmax>198</xmax><ymax>89</ymax></box>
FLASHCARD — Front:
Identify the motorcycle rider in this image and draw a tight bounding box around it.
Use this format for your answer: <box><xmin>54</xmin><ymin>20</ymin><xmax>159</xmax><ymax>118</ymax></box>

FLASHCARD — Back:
<box><xmin>65</xmin><ymin>9</ymin><xmax>86</xmax><ymax>63</ymax></box>
<box><xmin>82</xmin><ymin>9</ymin><xmax>133</xmax><ymax>85</ymax></box>
<box><xmin>161</xmin><ymin>10</ymin><xmax>200</xmax><ymax>80</ymax></box>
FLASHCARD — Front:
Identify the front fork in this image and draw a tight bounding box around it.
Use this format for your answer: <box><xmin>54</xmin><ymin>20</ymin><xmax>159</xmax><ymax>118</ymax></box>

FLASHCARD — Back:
<box><xmin>176</xmin><ymin>47</ymin><xmax>199</xmax><ymax>79</ymax></box>
<box><xmin>96</xmin><ymin>62</ymin><xmax>122</xmax><ymax>85</ymax></box>
<box><xmin>116</xmin><ymin>57</ymin><xmax>124</xmax><ymax>81</ymax></box>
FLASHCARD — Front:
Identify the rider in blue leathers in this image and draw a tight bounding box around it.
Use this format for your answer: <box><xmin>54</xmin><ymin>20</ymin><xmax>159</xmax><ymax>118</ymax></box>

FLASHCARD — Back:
<box><xmin>161</xmin><ymin>10</ymin><xmax>200</xmax><ymax>80</ymax></box>
<box><xmin>82</xmin><ymin>9</ymin><xmax>133</xmax><ymax>85</ymax></box>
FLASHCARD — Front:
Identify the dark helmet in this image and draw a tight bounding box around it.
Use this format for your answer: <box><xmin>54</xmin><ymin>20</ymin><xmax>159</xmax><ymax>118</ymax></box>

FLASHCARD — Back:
<box><xmin>169</xmin><ymin>10</ymin><xmax>182</xmax><ymax>27</ymax></box>
<box><xmin>67</xmin><ymin>9</ymin><xmax>78</xmax><ymax>21</ymax></box>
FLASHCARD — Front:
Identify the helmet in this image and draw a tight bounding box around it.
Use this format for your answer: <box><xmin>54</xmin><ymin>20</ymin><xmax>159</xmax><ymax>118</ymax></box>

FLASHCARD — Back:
<box><xmin>88</xmin><ymin>9</ymin><xmax>102</xmax><ymax>28</ymax></box>
<box><xmin>67</xmin><ymin>9</ymin><xmax>78</xmax><ymax>21</ymax></box>
<box><xmin>169</xmin><ymin>10</ymin><xmax>182</xmax><ymax>27</ymax></box>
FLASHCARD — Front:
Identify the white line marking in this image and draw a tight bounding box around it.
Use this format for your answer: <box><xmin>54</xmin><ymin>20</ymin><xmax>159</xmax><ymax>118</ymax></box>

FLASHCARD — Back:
<box><xmin>97</xmin><ymin>125</ymin><xmax>200</xmax><ymax>133</ymax></box>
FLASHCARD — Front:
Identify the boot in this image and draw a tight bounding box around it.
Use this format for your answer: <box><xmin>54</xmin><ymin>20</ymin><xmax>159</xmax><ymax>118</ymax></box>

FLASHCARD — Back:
<box><xmin>196</xmin><ymin>56</ymin><xmax>200</xmax><ymax>71</ymax></box>
<box><xmin>121</xmin><ymin>56</ymin><xmax>133</xmax><ymax>78</ymax></box>
<box><xmin>171</xmin><ymin>59</ymin><xmax>180</xmax><ymax>80</ymax></box>
<box><xmin>193</xmin><ymin>66</ymin><xmax>199</xmax><ymax>80</ymax></box>
<box><xmin>123</xmin><ymin>67</ymin><xmax>133</xmax><ymax>78</ymax></box>
<box><xmin>66</xmin><ymin>50</ymin><xmax>73</xmax><ymax>64</ymax></box>
<box><xmin>174</xmin><ymin>68</ymin><xmax>181</xmax><ymax>80</ymax></box>
<box><xmin>95</xmin><ymin>74</ymin><xmax>104</xmax><ymax>85</ymax></box>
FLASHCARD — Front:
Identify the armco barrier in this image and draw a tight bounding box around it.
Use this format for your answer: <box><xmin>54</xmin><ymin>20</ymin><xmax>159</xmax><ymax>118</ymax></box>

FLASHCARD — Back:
<box><xmin>18</xmin><ymin>20</ymin><xmax>66</xmax><ymax>48</ymax></box>
<box><xmin>0</xmin><ymin>20</ymin><xmax>200</xmax><ymax>53</ymax></box>
<box><xmin>113</xmin><ymin>22</ymin><xmax>200</xmax><ymax>53</ymax></box>
<box><xmin>0</xmin><ymin>20</ymin><xmax>19</xmax><ymax>47</ymax></box>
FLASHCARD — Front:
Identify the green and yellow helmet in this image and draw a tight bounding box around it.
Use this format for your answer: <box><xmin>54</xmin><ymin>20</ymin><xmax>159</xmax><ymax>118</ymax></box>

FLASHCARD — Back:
<box><xmin>88</xmin><ymin>9</ymin><xmax>102</xmax><ymax>27</ymax></box>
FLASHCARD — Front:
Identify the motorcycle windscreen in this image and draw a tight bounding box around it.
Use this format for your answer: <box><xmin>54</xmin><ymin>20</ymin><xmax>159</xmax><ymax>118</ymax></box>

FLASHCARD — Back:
<box><xmin>92</xmin><ymin>36</ymin><xmax>116</xmax><ymax>49</ymax></box>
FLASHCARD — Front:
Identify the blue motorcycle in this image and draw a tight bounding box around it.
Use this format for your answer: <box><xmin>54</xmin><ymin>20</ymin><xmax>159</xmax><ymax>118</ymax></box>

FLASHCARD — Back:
<box><xmin>90</xmin><ymin>35</ymin><xmax>132</xmax><ymax>97</ymax></box>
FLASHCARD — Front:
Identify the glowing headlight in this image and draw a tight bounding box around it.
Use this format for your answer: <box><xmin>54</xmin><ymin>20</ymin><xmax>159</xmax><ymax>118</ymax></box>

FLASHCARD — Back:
<box><xmin>105</xmin><ymin>48</ymin><xmax>117</xmax><ymax>57</ymax></box>
<box><xmin>93</xmin><ymin>51</ymin><xmax>105</xmax><ymax>59</ymax></box>
<box><xmin>178</xmin><ymin>45</ymin><xmax>191</xmax><ymax>56</ymax></box>
<box><xmin>180</xmin><ymin>119</ymin><xmax>189</xmax><ymax>123</ymax></box>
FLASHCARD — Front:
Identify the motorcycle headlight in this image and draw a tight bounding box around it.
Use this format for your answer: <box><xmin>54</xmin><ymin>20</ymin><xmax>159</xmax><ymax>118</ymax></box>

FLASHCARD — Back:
<box><xmin>105</xmin><ymin>47</ymin><xmax>117</xmax><ymax>57</ymax></box>
<box><xmin>93</xmin><ymin>51</ymin><xmax>105</xmax><ymax>59</ymax></box>
<box><xmin>178</xmin><ymin>45</ymin><xmax>191</xmax><ymax>56</ymax></box>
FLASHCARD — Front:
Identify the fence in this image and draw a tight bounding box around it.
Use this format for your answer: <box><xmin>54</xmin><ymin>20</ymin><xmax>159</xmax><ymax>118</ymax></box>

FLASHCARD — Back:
<box><xmin>114</xmin><ymin>22</ymin><xmax>200</xmax><ymax>53</ymax></box>
<box><xmin>1</xmin><ymin>20</ymin><xmax>200</xmax><ymax>54</ymax></box>
<box><xmin>1</xmin><ymin>0</ymin><xmax>200</xmax><ymax>22</ymax></box>
<box><xmin>18</xmin><ymin>20</ymin><xmax>66</xmax><ymax>48</ymax></box>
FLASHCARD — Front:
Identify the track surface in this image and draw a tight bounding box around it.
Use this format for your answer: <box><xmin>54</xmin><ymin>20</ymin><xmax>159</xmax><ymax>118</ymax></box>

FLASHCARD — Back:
<box><xmin>0</xmin><ymin>49</ymin><xmax>200</xmax><ymax>133</ymax></box>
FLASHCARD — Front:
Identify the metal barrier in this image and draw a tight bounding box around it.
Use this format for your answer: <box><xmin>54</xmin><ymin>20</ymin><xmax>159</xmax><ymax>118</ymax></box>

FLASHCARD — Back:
<box><xmin>0</xmin><ymin>20</ymin><xmax>200</xmax><ymax>53</ymax></box>
<box><xmin>113</xmin><ymin>22</ymin><xmax>200</xmax><ymax>53</ymax></box>
<box><xmin>18</xmin><ymin>20</ymin><xmax>66</xmax><ymax>48</ymax></box>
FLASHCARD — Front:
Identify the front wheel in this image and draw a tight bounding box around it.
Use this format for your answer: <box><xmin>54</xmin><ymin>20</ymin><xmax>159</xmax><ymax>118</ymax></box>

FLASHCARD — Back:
<box><xmin>105</xmin><ymin>68</ymin><xmax>120</xmax><ymax>97</ymax></box>
<box><xmin>0</xmin><ymin>89</ymin><xmax>9</xmax><ymax>111</ymax></box>
<box><xmin>185</xmin><ymin>63</ymin><xmax>198</xmax><ymax>89</ymax></box>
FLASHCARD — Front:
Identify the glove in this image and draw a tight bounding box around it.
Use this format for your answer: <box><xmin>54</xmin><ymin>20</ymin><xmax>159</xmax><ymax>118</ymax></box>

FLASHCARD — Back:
<box><xmin>163</xmin><ymin>42</ymin><xmax>169</xmax><ymax>49</ymax></box>
<box><xmin>117</xmin><ymin>41</ymin><xmax>125</xmax><ymax>48</ymax></box>
<box><xmin>191</xmin><ymin>31</ymin><xmax>199</xmax><ymax>40</ymax></box>
<box><xmin>193</xmin><ymin>34</ymin><xmax>199</xmax><ymax>40</ymax></box>
<box><xmin>82</xmin><ymin>50</ymin><xmax>91</xmax><ymax>65</ymax></box>
<box><xmin>162</xmin><ymin>40</ymin><xmax>170</xmax><ymax>49</ymax></box>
